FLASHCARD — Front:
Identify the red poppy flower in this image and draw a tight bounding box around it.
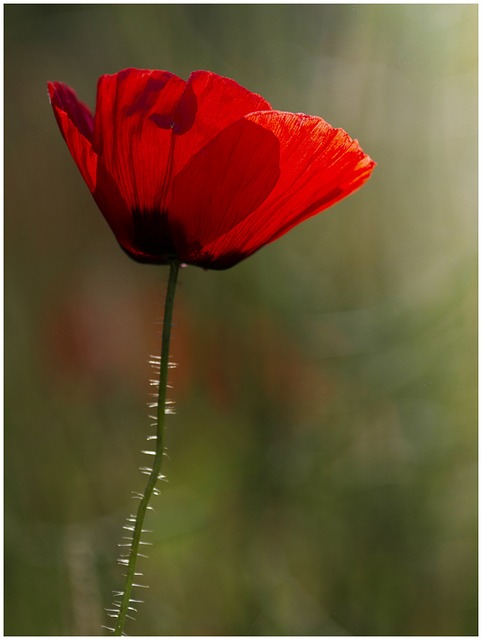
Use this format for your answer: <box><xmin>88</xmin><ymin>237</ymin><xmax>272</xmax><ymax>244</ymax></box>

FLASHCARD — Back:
<box><xmin>48</xmin><ymin>68</ymin><xmax>375</xmax><ymax>269</ymax></box>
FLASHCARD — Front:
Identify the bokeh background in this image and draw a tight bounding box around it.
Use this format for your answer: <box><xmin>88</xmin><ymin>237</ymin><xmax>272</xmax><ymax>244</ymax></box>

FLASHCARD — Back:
<box><xmin>5</xmin><ymin>4</ymin><xmax>477</xmax><ymax>636</ymax></box>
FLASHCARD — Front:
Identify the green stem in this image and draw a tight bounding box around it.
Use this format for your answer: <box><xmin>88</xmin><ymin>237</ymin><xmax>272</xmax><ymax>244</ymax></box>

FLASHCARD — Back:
<box><xmin>113</xmin><ymin>260</ymin><xmax>180</xmax><ymax>636</ymax></box>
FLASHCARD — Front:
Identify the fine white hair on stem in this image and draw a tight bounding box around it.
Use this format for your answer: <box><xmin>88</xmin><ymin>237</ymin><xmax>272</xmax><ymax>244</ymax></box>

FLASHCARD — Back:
<box><xmin>107</xmin><ymin>262</ymin><xmax>180</xmax><ymax>635</ymax></box>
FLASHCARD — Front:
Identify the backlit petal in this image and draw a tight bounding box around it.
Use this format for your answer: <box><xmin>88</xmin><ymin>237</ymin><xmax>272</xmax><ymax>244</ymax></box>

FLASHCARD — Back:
<box><xmin>91</xmin><ymin>160</ymin><xmax>137</xmax><ymax>258</ymax></box>
<box><xmin>171</xmin><ymin>70</ymin><xmax>272</xmax><ymax>175</ymax></box>
<box><xmin>93</xmin><ymin>68</ymin><xmax>186</xmax><ymax>212</ymax></box>
<box><xmin>49</xmin><ymin>82</ymin><xmax>137</xmax><ymax>256</ymax></box>
<box><xmin>48</xmin><ymin>82</ymin><xmax>97</xmax><ymax>191</ymax></box>
<box><xmin>168</xmin><ymin>116</ymin><xmax>280</xmax><ymax>262</ymax></box>
<box><xmin>195</xmin><ymin>111</ymin><xmax>375</xmax><ymax>268</ymax></box>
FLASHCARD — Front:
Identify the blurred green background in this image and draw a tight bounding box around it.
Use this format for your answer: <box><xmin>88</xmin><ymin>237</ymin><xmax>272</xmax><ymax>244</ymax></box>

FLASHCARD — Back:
<box><xmin>5</xmin><ymin>4</ymin><xmax>477</xmax><ymax>636</ymax></box>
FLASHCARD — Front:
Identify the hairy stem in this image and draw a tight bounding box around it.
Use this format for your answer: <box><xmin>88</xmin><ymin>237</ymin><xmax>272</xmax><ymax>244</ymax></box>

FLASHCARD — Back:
<box><xmin>113</xmin><ymin>260</ymin><xmax>180</xmax><ymax>636</ymax></box>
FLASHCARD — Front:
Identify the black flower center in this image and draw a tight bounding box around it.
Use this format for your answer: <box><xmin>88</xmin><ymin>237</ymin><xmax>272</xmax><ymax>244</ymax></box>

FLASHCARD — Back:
<box><xmin>132</xmin><ymin>207</ymin><xmax>177</xmax><ymax>261</ymax></box>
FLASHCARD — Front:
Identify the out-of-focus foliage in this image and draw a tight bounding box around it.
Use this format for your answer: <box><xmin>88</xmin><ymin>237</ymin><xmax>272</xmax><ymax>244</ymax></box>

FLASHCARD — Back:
<box><xmin>5</xmin><ymin>5</ymin><xmax>477</xmax><ymax>636</ymax></box>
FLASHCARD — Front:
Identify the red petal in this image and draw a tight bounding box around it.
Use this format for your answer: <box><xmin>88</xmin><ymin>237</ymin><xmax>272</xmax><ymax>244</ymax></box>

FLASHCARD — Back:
<box><xmin>168</xmin><ymin>117</ymin><xmax>280</xmax><ymax>261</ymax></box>
<box><xmin>49</xmin><ymin>81</ymin><xmax>138</xmax><ymax>256</ymax></box>
<box><xmin>92</xmin><ymin>68</ymin><xmax>186</xmax><ymax>212</ymax></box>
<box><xmin>195</xmin><ymin>111</ymin><xmax>375</xmax><ymax>268</ymax></box>
<box><xmin>171</xmin><ymin>70</ymin><xmax>272</xmax><ymax>175</ymax></box>
<box><xmin>91</xmin><ymin>160</ymin><xmax>137</xmax><ymax>258</ymax></box>
<box><xmin>48</xmin><ymin>82</ymin><xmax>97</xmax><ymax>190</ymax></box>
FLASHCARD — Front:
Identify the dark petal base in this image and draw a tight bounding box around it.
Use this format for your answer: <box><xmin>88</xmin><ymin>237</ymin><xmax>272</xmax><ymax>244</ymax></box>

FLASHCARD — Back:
<box><xmin>129</xmin><ymin>207</ymin><xmax>178</xmax><ymax>263</ymax></box>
